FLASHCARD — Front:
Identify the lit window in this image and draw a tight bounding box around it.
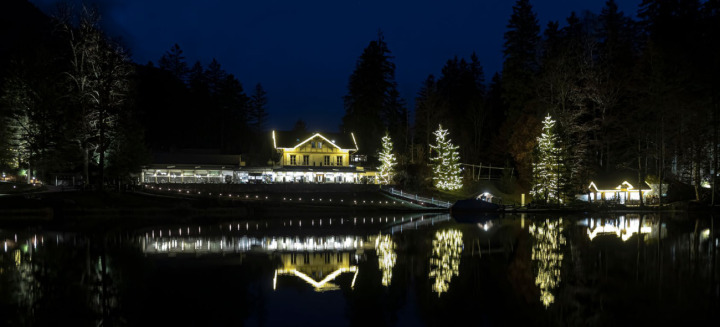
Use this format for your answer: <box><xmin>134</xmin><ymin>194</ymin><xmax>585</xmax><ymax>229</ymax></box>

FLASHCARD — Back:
<box><xmin>318</xmin><ymin>142</ymin><xmax>322</xmax><ymax>149</ymax></box>
<box><xmin>290</xmin><ymin>155</ymin><xmax>296</xmax><ymax>165</ymax></box>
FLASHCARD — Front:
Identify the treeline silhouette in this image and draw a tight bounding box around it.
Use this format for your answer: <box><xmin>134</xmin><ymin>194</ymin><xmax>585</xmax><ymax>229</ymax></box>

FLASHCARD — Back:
<box><xmin>1</xmin><ymin>0</ymin><xmax>718</xmax><ymax>201</ymax></box>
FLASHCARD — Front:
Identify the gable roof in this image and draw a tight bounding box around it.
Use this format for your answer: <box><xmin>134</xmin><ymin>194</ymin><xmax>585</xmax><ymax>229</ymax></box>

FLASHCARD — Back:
<box><xmin>272</xmin><ymin>130</ymin><xmax>357</xmax><ymax>150</ymax></box>
<box><xmin>588</xmin><ymin>170</ymin><xmax>651</xmax><ymax>191</ymax></box>
<box><xmin>150</xmin><ymin>152</ymin><xmax>241</xmax><ymax>166</ymax></box>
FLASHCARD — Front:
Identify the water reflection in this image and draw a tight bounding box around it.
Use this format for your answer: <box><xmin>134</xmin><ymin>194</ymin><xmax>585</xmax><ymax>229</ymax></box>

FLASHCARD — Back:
<box><xmin>1</xmin><ymin>213</ymin><xmax>718</xmax><ymax>325</ymax></box>
<box><xmin>274</xmin><ymin>252</ymin><xmax>359</xmax><ymax>292</ymax></box>
<box><xmin>529</xmin><ymin>218</ymin><xmax>566</xmax><ymax>308</ymax></box>
<box><xmin>580</xmin><ymin>215</ymin><xmax>666</xmax><ymax>242</ymax></box>
<box><xmin>429</xmin><ymin>229</ymin><xmax>463</xmax><ymax>296</ymax></box>
<box><xmin>375</xmin><ymin>234</ymin><xmax>396</xmax><ymax>287</ymax></box>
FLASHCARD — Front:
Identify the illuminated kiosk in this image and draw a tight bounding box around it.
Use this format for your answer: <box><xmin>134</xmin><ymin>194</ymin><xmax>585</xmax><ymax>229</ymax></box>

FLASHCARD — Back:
<box><xmin>576</xmin><ymin>170</ymin><xmax>667</xmax><ymax>205</ymax></box>
<box><xmin>272</xmin><ymin>130</ymin><xmax>378</xmax><ymax>184</ymax></box>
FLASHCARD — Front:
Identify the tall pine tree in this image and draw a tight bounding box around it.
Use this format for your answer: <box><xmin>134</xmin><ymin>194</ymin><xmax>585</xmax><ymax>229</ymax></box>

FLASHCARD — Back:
<box><xmin>502</xmin><ymin>0</ymin><xmax>540</xmax><ymax>120</ymax></box>
<box><xmin>342</xmin><ymin>31</ymin><xmax>403</xmax><ymax>160</ymax></box>
<box><xmin>377</xmin><ymin>132</ymin><xmax>397</xmax><ymax>185</ymax></box>
<box><xmin>250</xmin><ymin>83</ymin><xmax>269</xmax><ymax>132</ymax></box>
<box><xmin>430</xmin><ymin>125</ymin><xmax>462</xmax><ymax>191</ymax></box>
<box><xmin>532</xmin><ymin>115</ymin><xmax>564</xmax><ymax>203</ymax></box>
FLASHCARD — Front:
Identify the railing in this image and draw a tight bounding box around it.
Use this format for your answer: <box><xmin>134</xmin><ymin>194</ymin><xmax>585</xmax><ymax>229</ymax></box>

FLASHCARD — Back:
<box><xmin>381</xmin><ymin>186</ymin><xmax>452</xmax><ymax>208</ymax></box>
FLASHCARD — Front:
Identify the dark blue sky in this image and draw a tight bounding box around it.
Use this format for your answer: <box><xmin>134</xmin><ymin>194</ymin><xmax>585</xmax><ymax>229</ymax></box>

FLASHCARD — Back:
<box><xmin>32</xmin><ymin>0</ymin><xmax>640</xmax><ymax>132</ymax></box>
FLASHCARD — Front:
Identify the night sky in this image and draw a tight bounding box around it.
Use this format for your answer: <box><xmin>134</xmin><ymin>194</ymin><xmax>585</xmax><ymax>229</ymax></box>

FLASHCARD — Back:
<box><xmin>31</xmin><ymin>0</ymin><xmax>640</xmax><ymax>132</ymax></box>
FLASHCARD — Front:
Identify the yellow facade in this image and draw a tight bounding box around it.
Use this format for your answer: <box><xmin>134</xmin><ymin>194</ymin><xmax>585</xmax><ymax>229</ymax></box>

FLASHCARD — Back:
<box><xmin>272</xmin><ymin>131</ymin><xmax>378</xmax><ymax>184</ymax></box>
<box><xmin>275</xmin><ymin>132</ymin><xmax>355</xmax><ymax>168</ymax></box>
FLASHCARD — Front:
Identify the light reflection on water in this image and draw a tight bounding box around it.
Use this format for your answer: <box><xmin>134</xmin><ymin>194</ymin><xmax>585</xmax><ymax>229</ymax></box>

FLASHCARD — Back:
<box><xmin>1</xmin><ymin>213</ymin><xmax>719</xmax><ymax>325</ymax></box>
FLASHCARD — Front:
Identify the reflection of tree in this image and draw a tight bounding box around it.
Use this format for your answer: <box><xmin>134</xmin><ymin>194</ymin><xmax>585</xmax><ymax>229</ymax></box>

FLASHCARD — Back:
<box><xmin>529</xmin><ymin>218</ymin><xmax>566</xmax><ymax>307</ymax></box>
<box><xmin>375</xmin><ymin>234</ymin><xmax>396</xmax><ymax>287</ymax></box>
<box><xmin>429</xmin><ymin>229</ymin><xmax>463</xmax><ymax>296</ymax></box>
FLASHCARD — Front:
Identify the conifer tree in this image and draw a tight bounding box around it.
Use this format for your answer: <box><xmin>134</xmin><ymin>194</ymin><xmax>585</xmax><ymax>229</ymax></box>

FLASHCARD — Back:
<box><xmin>342</xmin><ymin>31</ymin><xmax>402</xmax><ymax>158</ymax></box>
<box><xmin>250</xmin><ymin>83</ymin><xmax>269</xmax><ymax>131</ymax></box>
<box><xmin>430</xmin><ymin>125</ymin><xmax>462</xmax><ymax>191</ymax></box>
<box><xmin>532</xmin><ymin>115</ymin><xmax>563</xmax><ymax>203</ymax></box>
<box><xmin>377</xmin><ymin>132</ymin><xmax>397</xmax><ymax>185</ymax></box>
<box><xmin>502</xmin><ymin>0</ymin><xmax>540</xmax><ymax>119</ymax></box>
<box><xmin>158</xmin><ymin>44</ymin><xmax>188</xmax><ymax>82</ymax></box>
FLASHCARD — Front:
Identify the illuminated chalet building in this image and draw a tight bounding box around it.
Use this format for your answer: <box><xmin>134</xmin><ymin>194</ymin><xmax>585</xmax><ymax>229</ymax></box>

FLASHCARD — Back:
<box><xmin>140</xmin><ymin>131</ymin><xmax>377</xmax><ymax>184</ymax></box>
<box><xmin>272</xmin><ymin>130</ymin><xmax>377</xmax><ymax>184</ymax></box>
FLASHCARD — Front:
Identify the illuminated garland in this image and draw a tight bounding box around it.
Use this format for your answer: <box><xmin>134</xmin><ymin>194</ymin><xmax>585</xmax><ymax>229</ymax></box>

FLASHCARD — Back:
<box><xmin>377</xmin><ymin>133</ymin><xmax>397</xmax><ymax>185</ymax></box>
<box><xmin>532</xmin><ymin>114</ymin><xmax>562</xmax><ymax>203</ymax></box>
<box><xmin>430</xmin><ymin>125</ymin><xmax>463</xmax><ymax>191</ymax></box>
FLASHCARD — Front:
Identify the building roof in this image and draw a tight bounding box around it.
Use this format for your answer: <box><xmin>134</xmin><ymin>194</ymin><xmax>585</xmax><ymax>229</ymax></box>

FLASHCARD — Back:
<box><xmin>588</xmin><ymin>170</ymin><xmax>651</xmax><ymax>191</ymax></box>
<box><xmin>272</xmin><ymin>131</ymin><xmax>357</xmax><ymax>150</ymax></box>
<box><xmin>148</xmin><ymin>152</ymin><xmax>242</xmax><ymax>167</ymax></box>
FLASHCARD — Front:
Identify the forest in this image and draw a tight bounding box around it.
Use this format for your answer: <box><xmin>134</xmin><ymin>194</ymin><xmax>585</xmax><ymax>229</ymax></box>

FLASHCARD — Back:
<box><xmin>1</xmin><ymin>0</ymin><xmax>719</xmax><ymax>203</ymax></box>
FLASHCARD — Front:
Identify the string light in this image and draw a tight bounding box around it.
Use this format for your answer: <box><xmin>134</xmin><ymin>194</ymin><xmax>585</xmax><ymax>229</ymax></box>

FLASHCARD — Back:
<box><xmin>430</xmin><ymin>125</ymin><xmax>463</xmax><ymax>190</ymax></box>
<box><xmin>377</xmin><ymin>133</ymin><xmax>397</xmax><ymax>185</ymax></box>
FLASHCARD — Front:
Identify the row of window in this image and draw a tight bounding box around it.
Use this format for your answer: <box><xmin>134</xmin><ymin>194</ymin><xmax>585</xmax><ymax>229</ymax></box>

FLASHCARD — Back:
<box><xmin>289</xmin><ymin>253</ymin><xmax>345</xmax><ymax>264</ymax></box>
<box><xmin>289</xmin><ymin>155</ymin><xmax>342</xmax><ymax>166</ymax></box>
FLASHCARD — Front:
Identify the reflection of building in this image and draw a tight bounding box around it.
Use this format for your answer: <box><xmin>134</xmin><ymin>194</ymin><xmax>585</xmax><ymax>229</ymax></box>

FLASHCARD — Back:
<box><xmin>375</xmin><ymin>234</ymin><xmax>396</xmax><ymax>287</ymax></box>
<box><xmin>580</xmin><ymin>215</ymin><xmax>666</xmax><ymax>242</ymax></box>
<box><xmin>274</xmin><ymin>252</ymin><xmax>358</xmax><ymax>291</ymax></box>
<box><xmin>140</xmin><ymin>234</ymin><xmax>371</xmax><ymax>291</ymax></box>
<box><xmin>429</xmin><ymin>229</ymin><xmax>463</xmax><ymax>296</ymax></box>
<box><xmin>142</xmin><ymin>234</ymin><xmax>374</xmax><ymax>255</ymax></box>
<box><xmin>529</xmin><ymin>219</ymin><xmax>565</xmax><ymax>308</ymax></box>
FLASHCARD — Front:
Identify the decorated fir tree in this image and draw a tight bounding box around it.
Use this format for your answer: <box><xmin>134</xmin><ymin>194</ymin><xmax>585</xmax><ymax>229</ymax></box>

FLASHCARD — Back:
<box><xmin>377</xmin><ymin>133</ymin><xmax>397</xmax><ymax>184</ymax></box>
<box><xmin>430</xmin><ymin>125</ymin><xmax>463</xmax><ymax>190</ymax></box>
<box><xmin>532</xmin><ymin>114</ymin><xmax>562</xmax><ymax>203</ymax></box>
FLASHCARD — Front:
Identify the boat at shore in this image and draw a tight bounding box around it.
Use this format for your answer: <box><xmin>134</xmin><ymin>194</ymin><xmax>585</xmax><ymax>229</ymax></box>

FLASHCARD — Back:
<box><xmin>450</xmin><ymin>198</ymin><xmax>501</xmax><ymax>213</ymax></box>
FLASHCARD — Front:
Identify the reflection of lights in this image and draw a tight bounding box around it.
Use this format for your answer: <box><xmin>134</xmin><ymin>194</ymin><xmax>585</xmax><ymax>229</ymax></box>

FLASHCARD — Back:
<box><xmin>351</xmin><ymin>269</ymin><xmax>359</xmax><ymax>289</ymax></box>
<box><xmin>273</xmin><ymin>270</ymin><xmax>278</xmax><ymax>290</ymax></box>
<box><xmin>586</xmin><ymin>217</ymin><xmax>654</xmax><ymax>241</ymax></box>
<box><xmin>375</xmin><ymin>234</ymin><xmax>396</xmax><ymax>287</ymax></box>
<box><xmin>700</xmin><ymin>228</ymin><xmax>710</xmax><ymax>241</ymax></box>
<box><xmin>14</xmin><ymin>249</ymin><xmax>21</xmax><ymax>267</ymax></box>
<box><xmin>477</xmin><ymin>220</ymin><xmax>493</xmax><ymax>231</ymax></box>
<box><xmin>529</xmin><ymin>219</ymin><xmax>565</xmax><ymax>308</ymax></box>
<box><xmin>275</xmin><ymin>267</ymin><xmax>358</xmax><ymax>291</ymax></box>
<box><xmin>429</xmin><ymin>229</ymin><xmax>463</xmax><ymax>296</ymax></box>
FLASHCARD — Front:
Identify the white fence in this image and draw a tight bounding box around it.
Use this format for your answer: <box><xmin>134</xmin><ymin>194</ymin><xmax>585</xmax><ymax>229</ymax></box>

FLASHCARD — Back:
<box><xmin>381</xmin><ymin>186</ymin><xmax>452</xmax><ymax>208</ymax></box>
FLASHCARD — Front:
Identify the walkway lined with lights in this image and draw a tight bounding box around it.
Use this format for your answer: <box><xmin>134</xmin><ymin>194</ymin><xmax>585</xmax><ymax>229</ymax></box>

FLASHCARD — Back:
<box><xmin>142</xmin><ymin>184</ymin><xmax>427</xmax><ymax>208</ymax></box>
<box><xmin>381</xmin><ymin>186</ymin><xmax>452</xmax><ymax>208</ymax></box>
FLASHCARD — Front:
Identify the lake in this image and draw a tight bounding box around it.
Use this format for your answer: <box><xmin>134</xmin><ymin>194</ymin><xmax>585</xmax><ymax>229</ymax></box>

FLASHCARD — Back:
<box><xmin>1</xmin><ymin>212</ymin><xmax>718</xmax><ymax>326</ymax></box>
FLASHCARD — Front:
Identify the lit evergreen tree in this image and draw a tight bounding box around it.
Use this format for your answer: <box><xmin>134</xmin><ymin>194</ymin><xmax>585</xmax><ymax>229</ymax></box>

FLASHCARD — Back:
<box><xmin>532</xmin><ymin>114</ymin><xmax>562</xmax><ymax>203</ymax></box>
<box><xmin>430</xmin><ymin>125</ymin><xmax>462</xmax><ymax>190</ymax></box>
<box><xmin>377</xmin><ymin>132</ymin><xmax>397</xmax><ymax>184</ymax></box>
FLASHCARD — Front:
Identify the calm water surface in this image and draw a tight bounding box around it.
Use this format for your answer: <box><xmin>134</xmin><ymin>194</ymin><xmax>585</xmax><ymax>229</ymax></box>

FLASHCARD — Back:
<box><xmin>1</xmin><ymin>212</ymin><xmax>719</xmax><ymax>326</ymax></box>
